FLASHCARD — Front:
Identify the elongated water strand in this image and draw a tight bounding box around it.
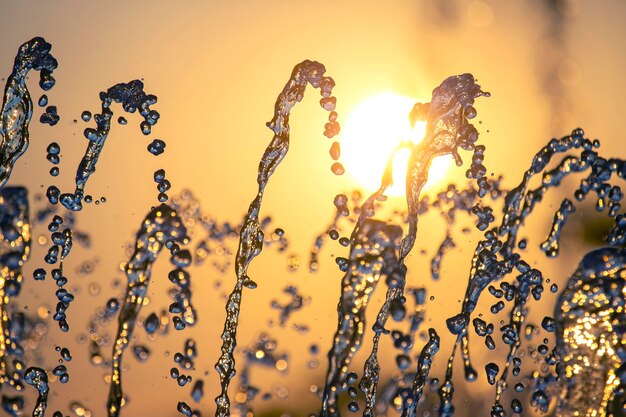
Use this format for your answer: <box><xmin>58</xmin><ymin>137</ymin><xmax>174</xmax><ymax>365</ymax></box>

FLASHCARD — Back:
<box><xmin>554</xmin><ymin>247</ymin><xmax>625</xmax><ymax>417</ymax></box>
<box><xmin>431</xmin><ymin>231</ymin><xmax>454</xmax><ymax>281</ymax></box>
<box><xmin>350</xmin><ymin>75</ymin><xmax>487</xmax><ymax>417</ymax></box>
<box><xmin>540</xmin><ymin>198</ymin><xmax>575</xmax><ymax>257</ymax></box>
<box><xmin>24</xmin><ymin>367</ymin><xmax>48</xmax><ymax>417</ymax></box>
<box><xmin>442</xmin><ymin>132</ymin><xmax>586</xmax><ymax>407</ymax></box>
<box><xmin>59</xmin><ymin>80</ymin><xmax>159</xmax><ymax>211</ymax></box>
<box><xmin>108</xmin><ymin>204</ymin><xmax>192</xmax><ymax>417</ymax></box>
<box><xmin>0</xmin><ymin>187</ymin><xmax>30</xmax><ymax>388</ymax></box>
<box><xmin>0</xmin><ymin>37</ymin><xmax>57</xmax><ymax>189</ymax></box>
<box><xmin>401</xmin><ymin>328</ymin><xmax>440</xmax><ymax>417</ymax></box>
<box><xmin>320</xmin><ymin>220</ymin><xmax>402</xmax><ymax>417</ymax></box>
<box><xmin>440</xmin><ymin>129</ymin><xmax>626</xmax><ymax>416</ymax></box>
<box><xmin>317</xmin><ymin>138</ymin><xmax>404</xmax><ymax>417</ymax></box>
<box><xmin>359</xmin><ymin>261</ymin><xmax>405</xmax><ymax>417</ymax></box>
<box><xmin>316</xmin><ymin>75</ymin><xmax>487</xmax><ymax>417</ymax></box>
<box><xmin>215</xmin><ymin>60</ymin><xmax>338</xmax><ymax>417</ymax></box>
<box><xmin>400</xmin><ymin>74</ymin><xmax>488</xmax><ymax>261</ymax></box>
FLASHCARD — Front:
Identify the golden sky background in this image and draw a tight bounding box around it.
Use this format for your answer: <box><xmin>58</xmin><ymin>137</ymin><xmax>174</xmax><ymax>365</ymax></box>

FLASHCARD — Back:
<box><xmin>0</xmin><ymin>1</ymin><xmax>625</xmax><ymax>416</ymax></box>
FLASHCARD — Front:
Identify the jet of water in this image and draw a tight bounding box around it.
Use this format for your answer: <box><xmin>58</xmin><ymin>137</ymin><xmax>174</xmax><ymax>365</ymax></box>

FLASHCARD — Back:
<box><xmin>108</xmin><ymin>204</ymin><xmax>196</xmax><ymax>417</ymax></box>
<box><xmin>214</xmin><ymin>60</ymin><xmax>339</xmax><ymax>417</ymax></box>
<box><xmin>0</xmin><ymin>187</ymin><xmax>30</xmax><ymax>389</ymax></box>
<box><xmin>0</xmin><ymin>38</ymin><xmax>57</xmax><ymax>190</ymax></box>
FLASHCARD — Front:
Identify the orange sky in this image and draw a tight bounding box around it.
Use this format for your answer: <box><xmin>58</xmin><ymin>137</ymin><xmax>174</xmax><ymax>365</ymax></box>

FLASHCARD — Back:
<box><xmin>1</xmin><ymin>1</ymin><xmax>625</xmax><ymax>415</ymax></box>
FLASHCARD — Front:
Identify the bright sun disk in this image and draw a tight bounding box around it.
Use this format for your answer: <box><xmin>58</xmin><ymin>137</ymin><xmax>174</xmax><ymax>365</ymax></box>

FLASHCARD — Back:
<box><xmin>341</xmin><ymin>92</ymin><xmax>452</xmax><ymax>197</ymax></box>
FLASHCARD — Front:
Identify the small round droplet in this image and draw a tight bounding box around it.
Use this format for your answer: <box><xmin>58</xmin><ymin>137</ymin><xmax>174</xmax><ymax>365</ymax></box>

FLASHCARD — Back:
<box><xmin>329</xmin><ymin>142</ymin><xmax>340</xmax><ymax>160</ymax></box>
<box><xmin>331</xmin><ymin>162</ymin><xmax>345</xmax><ymax>175</ymax></box>
<box><xmin>106</xmin><ymin>298</ymin><xmax>120</xmax><ymax>313</ymax></box>
<box><xmin>148</xmin><ymin>139</ymin><xmax>166</xmax><ymax>156</ymax></box>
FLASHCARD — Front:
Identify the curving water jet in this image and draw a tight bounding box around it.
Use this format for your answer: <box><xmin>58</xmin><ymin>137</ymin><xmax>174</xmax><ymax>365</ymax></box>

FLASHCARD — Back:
<box><xmin>107</xmin><ymin>203</ymin><xmax>196</xmax><ymax>417</ymax></box>
<box><xmin>400</xmin><ymin>74</ymin><xmax>489</xmax><ymax>261</ymax></box>
<box><xmin>0</xmin><ymin>37</ymin><xmax>57</xmax><ymax>190</ymax></box>
<box><xmin>320</xmin><ymin>219</ymin><xmax>403</xmax><ymax>417</ymax></box>
<box><xmin>58</xmin><ymin>80</ymin><xmax>160</xmax><ymax>211</ymax></box>
<box><xmin>353</xmin><ymin>74</ymin><xmax>487</xmax><ymax>417</ymax></box>
<box><xmin>214</xmin><ymin>60</ymin><xmax>339</xmax><ymax>417</ymax></box>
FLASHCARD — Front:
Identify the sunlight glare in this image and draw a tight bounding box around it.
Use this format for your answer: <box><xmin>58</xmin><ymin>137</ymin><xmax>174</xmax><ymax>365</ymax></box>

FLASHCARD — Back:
<box><xmin>341</xmin><ymin>92</ymin><xmax>451</xmax><ymax>197</ymax></box>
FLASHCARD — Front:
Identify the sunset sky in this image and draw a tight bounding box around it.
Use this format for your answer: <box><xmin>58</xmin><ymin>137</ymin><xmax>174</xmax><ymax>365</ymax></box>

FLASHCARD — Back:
<box><xmin>1</xmin><ymin>1</ymin><xmax>625</xmax><ymax>415</ymax></box>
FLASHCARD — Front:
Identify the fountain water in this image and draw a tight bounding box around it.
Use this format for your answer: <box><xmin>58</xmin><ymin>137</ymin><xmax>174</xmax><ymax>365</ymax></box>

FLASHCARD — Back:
<box><xmin>0</xmin><ymin>36</ymin><xmax>623</xmax><ymax>417</ymax></box>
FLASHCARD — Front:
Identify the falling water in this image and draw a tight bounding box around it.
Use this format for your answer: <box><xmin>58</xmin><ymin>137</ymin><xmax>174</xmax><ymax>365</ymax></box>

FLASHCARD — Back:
<box><xmin>0</xmin><ymin>187</ymin><xmax>30</xmax><ymax>388</ymax></box>
<box><xmin>0</xmin><ymin>35</ymin><xmax>622</xmax><ymax>417</ymax></box>
<box><xmin>214</xmin><ymin>60</ymin><xmax>339</xmax><ymax>417</ymax></box>
<box><xmin>554</xmin><ymin>247</ymin><xmax>625</xmax><ymax>417</ymax></box>
<box><xmin>108</xmin><ymin>204</ymin><xmax>196</xmax><ymax>417</ymax></box>
<box><xmin>325</xmin><ymin>74</ymin><xmax>489</xmax><ymax>417</ymax></box>
<box><xmin>57</xmin><ymin>80</ymin><xmax>160</xmax><ymax>211</ymax></box>
<box><xmin>0</xmin><ymin>37</ymin><xmax>57</xmax><ymax>190</ymax></box>
<box><xmin>320</xmin><ymin>219</ymin><xmax>403</xmax><ymax>417</ymax></box>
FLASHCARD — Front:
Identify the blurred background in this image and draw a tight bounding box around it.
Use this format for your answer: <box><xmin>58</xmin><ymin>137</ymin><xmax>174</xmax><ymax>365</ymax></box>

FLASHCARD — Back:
<box><xmin>0</xmin><ymin>0</ymin><xmax>625</xmax><ymax>416</ymax></box>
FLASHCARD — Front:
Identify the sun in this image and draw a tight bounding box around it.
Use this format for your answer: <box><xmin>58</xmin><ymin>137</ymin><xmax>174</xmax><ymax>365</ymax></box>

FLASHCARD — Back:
<box><xmin>340</xmin><ymin>92</ymin><xmax>452</xmax><ymax>197</ymax></box>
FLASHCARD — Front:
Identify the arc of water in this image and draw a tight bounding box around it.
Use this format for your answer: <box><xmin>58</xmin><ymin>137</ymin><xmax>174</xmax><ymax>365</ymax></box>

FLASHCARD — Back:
<box><xmin>442</xmin><ymin>128</ymin><xmax>626</xmax><ymax>416</ymax></box>
<box><xmin>317</xmin><ymin>74</ymin><xmax>486</xmax><ymax>417</ymax></box>
<box><xmin>355</xmin><ymin>75</ymin><xmax>487</xmax><ymax>417</ymax></box>
<box><xmin>320</xmin><ymin>219</ymin><xmax>403</xmax><ymax>417</ymax></box>
<box><xmin>107</xmin><ymin>204</ymin><xmax>195</xmax><ymax>417</ymax></box>
<box><xmin>214</xmin><ymin>60</ymin><xmax>338</xmax><ymax>417</ymax></box>
<box><xmin>0</xmin><ymin>37</ymin><xmax>57</xmax><ymax>190</ymax></box>
<box><xmin>59</xmin><ymin>80</ymin><xmax>159</xmax><ymax>211</ymax></box>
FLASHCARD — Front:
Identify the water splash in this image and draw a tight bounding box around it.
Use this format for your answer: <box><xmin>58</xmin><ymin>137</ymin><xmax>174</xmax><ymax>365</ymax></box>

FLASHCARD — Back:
<box><xmin>107</xmin><ymin>204</ymin><xmax>195</xmax><ymax>417</ymax></box>
<box><xmin>24</xmin><ymin>367</ymin><xmax>48</xmax><ymax>417</ymax></box>
<box><xmin>358</xmin><ymin>261</ymin><xmax>407</xmax><ymax>417</ymax></box>
<box><xmin>309</xmin><ymin>190</ymin><xmax>362</xmax><ymax>273</ymax></box>
<box><xmin>0</xmin><ymin>37</ymin><xmax>57</xmax><ymax>189</ymax></box>
<box><xmin>271</xmin><ymin>286</ymin><xmax>310</xmax><ymax>326</ymax></box>
<box><xmin>554</xmin><ymin>247</ymin><xmax>625</xmax><ymax>417</ymax></box>
<box><xmin>0</xmin><ymin>187</ymin><xmax>30</xmax><ymax>388</ymax></box>
<box><xmin>313</xmin><ymin>74</ymin><xmax>487</xmax><ymax>417</ymax></box>
<box><xmin>58</xmin><ymin>80</ymin><xmax>159</xmax><ymax>211</ymax></box>
<box><xmin>540</xmin><ymin>198</ymin><xmax>575</xmax><ymax>257</ymax></box>
<box><xmin>400</xmin><ymin>74</ymin><xmax>489</xmax><ymax>261</ymax></box>
<box><xmin>347</xmin><ymin>75</ymin><xmax>487</xmax><ymax>417</ymax></box>
<box><xmin>0</xmin><ymin>35</ymin><xmax>623</xmax><ymax>417</ymax></box>
<box><xmin>401</xmin><ymin>328</ymin><xmax>440</xmax><ymax>417</ymax></box>
<box><xmin>214</xmin><ymin>60</ymin><xmax>339</xmax><ymax>417</ymax></box>
<box><xmin>320</xmin><ymin>219</ymin><xmax>403</xmax><ymax>417</ymax></box>
<box><xmin>440</xmin><ymin>128</ymin><xmax>626</xmax><ymax>417</ymax></box>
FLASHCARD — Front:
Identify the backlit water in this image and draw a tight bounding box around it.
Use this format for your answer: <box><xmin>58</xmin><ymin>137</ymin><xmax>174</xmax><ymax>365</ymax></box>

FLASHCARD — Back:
<box><xmin>0</xmin><ymin>37</ymin><xmax>623</xmax><ymax>417</ymax></box>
